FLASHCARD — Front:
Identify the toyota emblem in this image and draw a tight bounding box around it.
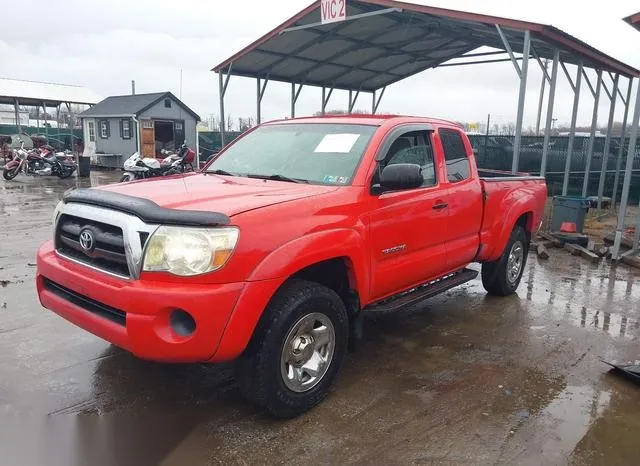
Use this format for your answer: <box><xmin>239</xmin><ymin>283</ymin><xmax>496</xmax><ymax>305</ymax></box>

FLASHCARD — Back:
<box><xmin>79</xmin><ymin>229</ymin><xmax>95</xmax><ymax>252</ymax></box>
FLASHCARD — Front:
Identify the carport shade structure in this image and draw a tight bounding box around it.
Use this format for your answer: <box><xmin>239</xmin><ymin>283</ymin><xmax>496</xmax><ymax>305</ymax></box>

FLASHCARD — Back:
<box><xmin>611</xmin><ymin>12</ymin><xmax>640</xmax><ymax>259</ymax></box>
<box><xmin>0</xmin><ymin>78</ymin><xmax>102</xmax><ymax>141</ymax></box>
<box><xmin>212</xmin><ymin>0</ymin><xmax>639</xmax><ymax>191</ymax></box>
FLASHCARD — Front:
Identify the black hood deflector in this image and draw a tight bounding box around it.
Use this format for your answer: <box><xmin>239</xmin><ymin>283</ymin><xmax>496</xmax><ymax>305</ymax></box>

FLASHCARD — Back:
<box><xmin>63</xmin><ymin>189</ymin><xmax>230</xmax><ymax>227</ymax></box>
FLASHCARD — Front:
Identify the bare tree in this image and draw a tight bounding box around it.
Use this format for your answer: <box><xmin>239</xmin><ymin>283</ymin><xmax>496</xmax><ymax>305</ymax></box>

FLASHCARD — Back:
<box><xmin>238</xmin><ymin>117</ymin><xmax>256</xmax><ymax>132</ymax></box>
<box><xmin>226</xmin><ymin>115</ymin><xmax>235</xmax><ymax>131</ymax></box>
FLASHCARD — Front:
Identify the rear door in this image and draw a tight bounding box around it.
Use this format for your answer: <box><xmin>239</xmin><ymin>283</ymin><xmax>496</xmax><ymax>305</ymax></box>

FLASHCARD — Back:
<box><xmin>368</xmin><ymin>127</ymin><xmax>450</xmax><ymax>301</ymax></box>
<box><xmin>436</xmin><ymin>128</ymin><xmax>483</xmax><ymax>269</ymax></box>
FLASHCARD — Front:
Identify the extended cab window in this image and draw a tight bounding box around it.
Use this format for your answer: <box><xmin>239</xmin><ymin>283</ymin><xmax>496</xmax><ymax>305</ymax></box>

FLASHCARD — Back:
<box><xmin>207</xmin><ymin>123</ymin><xmax>376</xmax><ymax>185</ymax></box>
<box><xmin>440</xmin><ymin>129</ymin><xmax>470</xmax><ymax>182</ymax></box>
<box><xmin>379</xmin><ymin>130</ymin><xmax>436</xmax><ymax>187</ymax></box>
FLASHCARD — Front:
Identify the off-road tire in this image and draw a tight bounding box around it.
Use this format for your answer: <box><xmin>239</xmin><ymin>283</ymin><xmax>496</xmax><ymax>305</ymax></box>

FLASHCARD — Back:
<box><xmin>481</xmin><ymin>225</ymin><xmax>528</xmax><ymax>296</ymax></box>
<box><xmin>236</xmin><ymin>279</ymin><xmax>348</xmax><ymax>418</ymax></box>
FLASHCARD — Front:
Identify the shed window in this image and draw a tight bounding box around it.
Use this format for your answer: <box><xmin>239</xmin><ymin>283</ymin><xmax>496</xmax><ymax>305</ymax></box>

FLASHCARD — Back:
<box><xmin>164</xmin><ymin>99</ymin><xmax>172</xmax><ymax>108</ymax></box>
<box><xmin>99</xmin><ymin>120</ymin><xmax>110</xmax><ymax>139</ymax></box>
<box><xmin>88</xmin><ymin>121</ymin><xmax>96</xmax><ymax>142</ymax></box>
<box><xmin>120</xmin><ymin>119</ymin><xmax>132</xmax><ymax>139</ymax></box>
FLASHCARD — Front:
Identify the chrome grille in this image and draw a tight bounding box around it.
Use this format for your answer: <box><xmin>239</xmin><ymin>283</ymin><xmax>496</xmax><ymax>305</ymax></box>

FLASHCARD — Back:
<box><xmin>55</xmin><ymin>214</ymin><xmax>129</xmax><ymax>277</ymax></box>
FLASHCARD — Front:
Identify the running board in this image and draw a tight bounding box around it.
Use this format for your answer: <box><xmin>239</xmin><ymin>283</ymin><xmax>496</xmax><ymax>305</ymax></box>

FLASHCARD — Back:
<box><xmin>364</xmin><ymin>268</ymin><xmax>478</xmax><ymax>314</ymax></box>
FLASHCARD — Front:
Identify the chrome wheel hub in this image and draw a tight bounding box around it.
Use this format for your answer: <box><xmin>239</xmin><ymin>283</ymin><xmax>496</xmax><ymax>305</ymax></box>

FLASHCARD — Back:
<box><xmin>280</xmin><ymin>312</ymin><xmax>335</xmax><ymax>393</ymax></box>
<box><xmin>507</xmin><ymin>241</ymin><xmax>524</xmax><ymax>284</ymax></box>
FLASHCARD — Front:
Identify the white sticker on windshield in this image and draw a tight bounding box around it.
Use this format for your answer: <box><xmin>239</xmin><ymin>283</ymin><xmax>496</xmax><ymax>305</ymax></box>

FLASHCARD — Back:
<box><xmin>314</xmin><ymin>134</ymin><xmax>360</xmax><ymax>153</ymax></box>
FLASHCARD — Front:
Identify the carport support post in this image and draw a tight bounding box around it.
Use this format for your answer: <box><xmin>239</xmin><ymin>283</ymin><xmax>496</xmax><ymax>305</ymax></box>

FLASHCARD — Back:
<box><xmin>540</xmin><ymin>49</ymin><xmax>559</xmax><ymax>178</ymax></box>
<box><xmin>13</xmin><ymin>98</ymin><xmax>21</xmax><ymax>134</ymax></box>
<box><xmin>612</xmin><ymin>79</ymin><xmax>640</xmax><ymax>259</ymax></box>
<box><xmin>511</xmin><ymin>30</ymin><xmax>530</xmax><ymax>174</ymax></box>
<box><xmin>321</xmin><ymin>86</ymin><xmax>333</xmax><ymax>115</ymax></box>
<box><xmin>562</xmin><ymin>62</ymin><xmax>583</xmax><ymax>196</ymax></box>
<box><xmin>612</xmin><ymin>79</ymin><xmax>633</xmax><ymax>206</ymax></box>
<box><xmin>372</xmin><ymin>87</ymin><xmax>386</xmax><ymax>114</ymax></box>
<box><xmin>535</xmin><ymin>59</ymin><xmax>548</xmax><ymax>135</ymax></box>
<box><xmin>256</xmin><ymin>77</ymin><xmax>268</xmax><ymax>124</ymax></box>
<box><xmin>291</xmin><ymin>83</ymin><xmax>303</xmax><ymax>118</ymax></box>
<box><xmin>348</xmin><ymin>89</ymin><xmax>360</xmax><ymax>113</ymax></box>
<box><xmin>218</xmin><ymin>67</ymin><xmax>232</xmax><ymax>148</ymax></box>
<box><xmin>582</xmin><ymin>70</ymin><xmax>603</xmax><ymax>197</ymax></box>
<box><xmin>597</xmin><ymin>73</ymin><xmax>619</xmax><ymax>209</ymax></box>
<box><xmin>43</xmin><ymin>102</ymin><xmax>48</xmax><ymax>139</ymax></box>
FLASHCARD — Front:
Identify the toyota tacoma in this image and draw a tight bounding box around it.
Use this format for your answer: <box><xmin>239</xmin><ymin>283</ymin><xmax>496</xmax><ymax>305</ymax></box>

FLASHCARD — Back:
<box><xmin>37</xmin><ymin>115</ymin><xmax>546</xmax><ymax>417</ymax></box>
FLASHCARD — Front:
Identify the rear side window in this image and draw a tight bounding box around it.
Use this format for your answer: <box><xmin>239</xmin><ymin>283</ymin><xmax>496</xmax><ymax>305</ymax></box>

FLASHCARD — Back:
<box><xmin>440</xmin><ymin>129</ymin><xmax>470</xmax><ymax>182</ymax></box>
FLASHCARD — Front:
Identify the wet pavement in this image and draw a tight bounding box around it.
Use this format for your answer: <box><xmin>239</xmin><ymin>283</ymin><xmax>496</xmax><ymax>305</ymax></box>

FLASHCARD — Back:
<box><xmin>1</xmin><ymin>171</ymin><xmax>640</xmax><ymax>466</ymax></box>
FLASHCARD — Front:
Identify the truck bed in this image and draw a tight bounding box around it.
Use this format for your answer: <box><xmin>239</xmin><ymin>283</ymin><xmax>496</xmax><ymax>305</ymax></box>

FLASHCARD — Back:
<box><xmin>476</xmin><ymin>172</ymin><xmax>547</xmax><ymax>262</ymax></box>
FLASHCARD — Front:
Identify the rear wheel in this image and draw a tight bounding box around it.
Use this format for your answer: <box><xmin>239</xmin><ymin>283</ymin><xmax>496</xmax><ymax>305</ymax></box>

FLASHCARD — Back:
<box><xmin>236</xmin><ymin>280</ymin><xmax>348</xmax><ymax>418</ymax></box>
<box><xmin>57</xmin><ymin>166</ymin><xmax>74</xmax><ymax>179</ymax></box>
<box><xmin>3</xmin><ymin>165</ymin><xmax>20</xmax><ymax>180</ymax></box>
<box><xmin>481</xmin><ymin>225</ymin><xmax>528</xmax><ymax>296</ymax></box>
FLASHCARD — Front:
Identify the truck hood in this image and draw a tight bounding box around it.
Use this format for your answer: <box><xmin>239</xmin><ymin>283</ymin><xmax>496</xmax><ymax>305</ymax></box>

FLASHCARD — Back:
<box><xmin>99</xmin><ymin>173</ymin><xmax>338</xmax><ymax>217</ymax></box>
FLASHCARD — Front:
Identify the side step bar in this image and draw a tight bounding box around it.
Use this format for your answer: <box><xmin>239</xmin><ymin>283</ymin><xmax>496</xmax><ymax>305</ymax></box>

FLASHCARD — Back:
<box><xmin>364</xmin><ymin>268</ymin><xmax>478</xmax><ymax>314</ymax></box>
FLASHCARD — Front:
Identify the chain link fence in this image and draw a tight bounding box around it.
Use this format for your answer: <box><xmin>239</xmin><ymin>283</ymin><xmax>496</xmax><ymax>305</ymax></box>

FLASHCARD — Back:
<box><xmin>468</xmin><ymin>134</ymin><xmax>640</xmax><ymax>202</ymax></box>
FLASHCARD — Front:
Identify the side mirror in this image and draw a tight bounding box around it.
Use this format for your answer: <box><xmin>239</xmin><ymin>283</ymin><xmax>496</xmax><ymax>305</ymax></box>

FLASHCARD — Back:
<box><xmin>372</xmin><ymin>163</ymin><xmax>423</xmax><ymax>194</ymax></box>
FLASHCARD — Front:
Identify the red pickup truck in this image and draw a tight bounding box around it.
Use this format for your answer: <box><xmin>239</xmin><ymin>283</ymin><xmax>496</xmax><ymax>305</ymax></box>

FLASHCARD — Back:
<box><xmin>37</xmin><ymin>115</ymin><xmax>546</xmax><ymax>417</ymax></box>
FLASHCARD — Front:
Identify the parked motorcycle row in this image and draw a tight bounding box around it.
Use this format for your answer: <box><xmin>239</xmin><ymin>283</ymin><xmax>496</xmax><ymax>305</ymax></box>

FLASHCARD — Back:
<box><xmin>2</xmin><ymin>139</ymin><xmax>197</xmax><ymax>184</ymax></box>
<box><xmin>2</xmin><ymin>140</ymin><xmax>77</xmax><ymax>180</ymax></box>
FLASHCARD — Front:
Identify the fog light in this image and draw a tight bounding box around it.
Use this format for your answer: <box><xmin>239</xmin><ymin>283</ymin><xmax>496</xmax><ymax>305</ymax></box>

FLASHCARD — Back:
<box><xmin>169</xmin><ymin>309</ymin><xmax>196</xmax><ymax>337</ymax></box>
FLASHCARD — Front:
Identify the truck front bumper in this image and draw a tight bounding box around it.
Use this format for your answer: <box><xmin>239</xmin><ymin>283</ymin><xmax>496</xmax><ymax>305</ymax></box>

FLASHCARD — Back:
<box><xmin>36</xmin><ymin>240</ymin><xmax>277</xmax><ymax>363</ymax></box>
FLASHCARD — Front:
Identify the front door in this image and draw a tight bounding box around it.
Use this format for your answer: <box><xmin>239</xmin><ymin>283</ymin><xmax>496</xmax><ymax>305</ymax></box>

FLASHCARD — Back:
<box><xmin>83</xmin><ymin>119</ymin><xmax>96</xmax><ymax>159</ymax></box>
<box><xmin>140</xmin><ymin>119</ymin><xmax>155</xmax><ymax>157</ymax></box>
<box><xmin>368</xmin><ymin>128</ymin><xmax>450</xmax><ymax>302</ymax></box>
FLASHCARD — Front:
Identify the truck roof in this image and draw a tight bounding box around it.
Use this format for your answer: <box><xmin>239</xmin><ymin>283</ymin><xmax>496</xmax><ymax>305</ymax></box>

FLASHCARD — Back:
<box><xmin>265</xmin><ymin>114</ymin><xmax>463</xmax><ymax>128</ymax></box>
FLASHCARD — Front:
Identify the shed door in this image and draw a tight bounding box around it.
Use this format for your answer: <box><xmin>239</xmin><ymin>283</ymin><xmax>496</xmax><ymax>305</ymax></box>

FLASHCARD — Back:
<box><xmin>140</xmin><ymin>119</ymin><xmax>155</xmax><ymax>157</ymax></box>
<box><xmin>174</xmin><ymin>121</ymin><xmax>185</xmax><ymax>146</ymax></box>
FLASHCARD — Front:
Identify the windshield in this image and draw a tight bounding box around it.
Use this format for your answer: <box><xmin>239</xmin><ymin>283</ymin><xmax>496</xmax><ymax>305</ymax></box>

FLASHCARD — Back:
<box><xmin>206</xmin><ymin>123</ymin><xmax>377</xmax><ymax>185</ymax></box>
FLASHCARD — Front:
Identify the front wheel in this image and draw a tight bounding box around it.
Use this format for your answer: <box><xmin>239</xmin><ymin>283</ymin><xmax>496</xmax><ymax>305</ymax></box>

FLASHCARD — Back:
<box><xmin>481</xmin><ymin>225</ymin><xmax>528</xmax><ymax>296</ymax></box>
<box><xmin>3</xmin><ymin>165</ymin><xmax>20</xmax><ymax>180</ymax></box>
<box><xmin>236</xmin><ymin>280</ymin><xmax>348</xmax><ymax>418</ymax></box>
<box><xmin>120</xmin><ymin>172</ymin><xmax>137</xmax><ymax>183</ymax></box>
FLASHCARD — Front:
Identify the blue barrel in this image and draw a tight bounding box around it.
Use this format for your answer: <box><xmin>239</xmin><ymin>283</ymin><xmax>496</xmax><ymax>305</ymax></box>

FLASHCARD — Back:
<box><xmin>551</xmin><ymin>196</ymin><xmax>590</xmax><ymax>233</ymax></box>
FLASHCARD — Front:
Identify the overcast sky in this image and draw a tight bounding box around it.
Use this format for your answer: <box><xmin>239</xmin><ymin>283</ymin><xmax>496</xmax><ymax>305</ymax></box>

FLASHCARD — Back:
<box><xmin>1</xmin><ymin>0</ymin><xmax>638</xmax><ymax>130</ymax></box>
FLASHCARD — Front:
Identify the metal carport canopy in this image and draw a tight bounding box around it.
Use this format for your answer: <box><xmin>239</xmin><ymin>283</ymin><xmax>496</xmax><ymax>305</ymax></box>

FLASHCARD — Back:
<box><xmin>212</xmin><ymin>0</ymin><xmax>639</xmax><ymax>91</ymax></box>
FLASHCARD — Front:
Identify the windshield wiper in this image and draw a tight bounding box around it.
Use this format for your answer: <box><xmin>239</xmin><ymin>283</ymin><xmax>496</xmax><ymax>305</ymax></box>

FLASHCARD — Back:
<box><xmin>208</xmin><ymin>169</ymin><xmax>236</xmax><ymax>176</ymax></box>
<box><xmin>246</xmin><ymin>174</ymin><xmax>309</xmax><ymax>184</ymax></box>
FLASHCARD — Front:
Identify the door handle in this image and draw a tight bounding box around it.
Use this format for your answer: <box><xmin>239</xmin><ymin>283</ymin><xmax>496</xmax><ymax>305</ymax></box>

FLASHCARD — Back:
<box><xmin>432</xmin><ymin>202</ymin><xmax>448</xmax><ymax>210</ymax></box>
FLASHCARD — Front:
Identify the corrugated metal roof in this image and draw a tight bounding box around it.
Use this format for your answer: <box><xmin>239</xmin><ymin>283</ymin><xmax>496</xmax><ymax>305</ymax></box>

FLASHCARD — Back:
<box><xmin>0</xmin><ymin>78</ymin><xmax>102</xmax><ymax>106</ymax></box>
<box><xmin>213</xmin><ymin>0</ymin><xmax>639</xmax><ymax>92</ymax></box>
<box><xmin>79</xmin><ymin>92</ymin><xmax>201</xmax><ymax>121</ymax></box>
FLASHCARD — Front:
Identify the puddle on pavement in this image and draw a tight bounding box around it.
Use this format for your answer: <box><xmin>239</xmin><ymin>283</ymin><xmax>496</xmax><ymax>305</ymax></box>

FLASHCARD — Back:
<box><xmin>518</xmin><ymin>256</ymin><xmax>640</xmax><ymax>340</ymax></box>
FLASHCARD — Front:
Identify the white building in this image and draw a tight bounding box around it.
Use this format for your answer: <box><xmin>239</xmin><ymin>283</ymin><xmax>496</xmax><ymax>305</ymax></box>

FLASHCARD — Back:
<box><xmin>0</xmin><ymin>109</ymin><xmax>29</xmax><ymax>127</ymax></box>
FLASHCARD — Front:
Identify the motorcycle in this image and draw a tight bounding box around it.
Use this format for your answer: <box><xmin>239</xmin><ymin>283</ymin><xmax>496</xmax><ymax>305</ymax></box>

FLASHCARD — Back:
<box><xmin>120</xmin><ymin>143</ymin><xmax>196</xmax><ymax>182</ymax></box>
<box><xmin>2</xmin><ymin>141</ymin><xmax>77</xmax><ymax>180</ymax></box>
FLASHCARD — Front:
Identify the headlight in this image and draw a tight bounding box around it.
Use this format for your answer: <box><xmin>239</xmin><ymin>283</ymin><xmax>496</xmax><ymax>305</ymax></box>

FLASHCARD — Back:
<box><xmin>52</xmin><ymin>201</ymin><xmax>63</xmax><ymax>226</ymax></box>
<box><xmin>142</xmin><ymin>226</ymin><xmax>239</xmax><ymax>276</ymax></box>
